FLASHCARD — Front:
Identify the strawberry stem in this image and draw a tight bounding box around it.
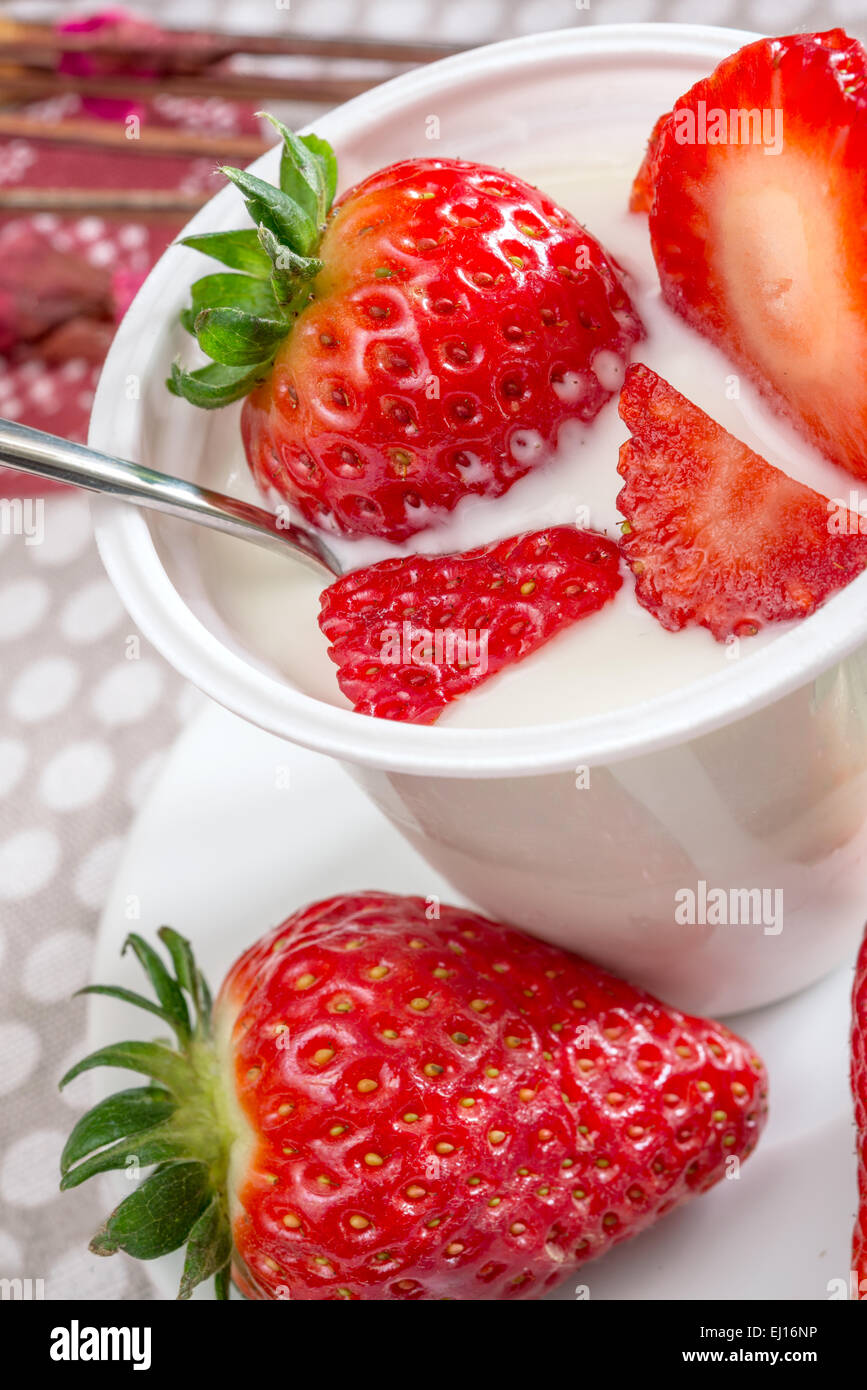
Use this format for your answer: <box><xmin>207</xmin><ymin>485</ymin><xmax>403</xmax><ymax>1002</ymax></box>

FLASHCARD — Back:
<box><xmin>59</xmin><ymin>928</ymin><xmax>234</xmax><ymax>1300</ymax></box>
<box><xmin>167</xmin><ymin>117</ymin><xmax>337</xmax><ymax>410</ymax></box>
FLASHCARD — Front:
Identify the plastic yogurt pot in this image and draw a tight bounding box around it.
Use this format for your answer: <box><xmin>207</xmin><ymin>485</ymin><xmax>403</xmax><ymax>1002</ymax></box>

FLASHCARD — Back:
<box><xmin>91</xmin><ymin>23</ymin><xmax>867</xmax><ymax>1015</ymax></box>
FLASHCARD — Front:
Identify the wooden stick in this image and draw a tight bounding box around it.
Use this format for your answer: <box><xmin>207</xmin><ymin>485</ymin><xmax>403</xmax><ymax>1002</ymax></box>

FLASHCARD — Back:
<box><xmin>0</xmin><ymin>68</ymin><xmax>382</xmax><ymax>105</ymax></box>
<box><xmin>0</xmin><ymin>113</ymin><xmax>268</xmax><ymax>160</ymax></box>
<box><xmin>0</xmin><ymin>21</ymin><xmax>464</xmax><ymax>67</ymax></box>
<box><xmin>0</xmin><ymin>187</ymin><xmax>209</xmax><ymax>214</ymax></box>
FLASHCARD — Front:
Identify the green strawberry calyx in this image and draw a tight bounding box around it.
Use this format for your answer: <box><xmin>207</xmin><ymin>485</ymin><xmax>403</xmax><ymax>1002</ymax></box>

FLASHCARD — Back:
<box><xmin>166</xmin><ymin>114</ymin><xmax>338</xmax><ymax>410</ymax></box>
<box><xmin>59</xmin><ymin>929</ymin><xmax>235</xmax><ymax>1300</ymax></box>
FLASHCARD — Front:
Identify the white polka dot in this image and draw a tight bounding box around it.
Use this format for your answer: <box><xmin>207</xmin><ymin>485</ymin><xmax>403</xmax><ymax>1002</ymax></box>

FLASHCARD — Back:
<box><xmin>0</xmin><ymin>578</ymin><xmax>50</xmax><ymax>640</ymax></box>
<box><xmin>0</xmin><ymin>1129</ymin><xmax>65</xmax><ymax>1208</ymax></box>
<box><xmin>0</xmin><ymin>1022</ymin><xmax>40</xmax><ymax>1095</ymax></box>
<box><xmin>74</xmin><ymin>835</ymin><xmax>123</xmax><ymax>910</ymax></box>
<box><xmin>0</xmin><ymin>828</ymin><xmax>61</xmax><ymax>900</ymax></box>
<box><xmin>8</xmin><ymin>656</ymin><xmax>81</xmax><ymax>722</ymax></box>
<box><xmin>49</xmin><ymin>1243</ymin><xmax>130</xmax><ymax>1299</ymax></box>
<box><xmin>86</xmin><ymin>240</ymin><xmax>118</xmax><ymax>268</ymax></box>
<box><xmin>0</xmin><ymin>1230</ymin><xmax>23</xmax><ymax>1275</ymax></box>
<box><xmin>126</xmin><ymin>750</ymin><xmax>167</xmax><ymax>807</ymax></box>
<box><xmin>59</xmin><ymin>578</ymin><xmax>123</xmax><ymax>643</ymax></box>
<box><xmin>0</xmin><ymin>738</ymin><xmax>28</xmax><ymax>798</ymax></box>
<box><xmin>76</xmin><ymin>216</ymin><xmax>105</xmax><ymax>242</ymax></box>
<box><xmin>117</xmin><ymin>223</ymin><xmax>146</xmax><ymax>249</ymax></box>
<box><xmin>59</xmin><ymin>358</ymin><xmax>87</xmax><ymax>383</ymax></box>
<box><xmin>28</xmin><ymin>377</ymin><xmax>59</xmax><ymax>409</ymax></box>
<box><xmin>91</xmin><ymin>660</ymin><xmax>164</xmax><ymax>726</ymax></box>
<box><xmin>22</xmin><ymin>929</ymin><xmax>92</xmax><ymax>1002</ymax></box>
<box><xmin>30</xmin><ymin>495</ymin><xmax>92</xmax><ymax>567</ymax></box>
<box><xmin>39</xmin><ymin>741</ymin><xmax>114</xmax><ymax>812</ymax></box>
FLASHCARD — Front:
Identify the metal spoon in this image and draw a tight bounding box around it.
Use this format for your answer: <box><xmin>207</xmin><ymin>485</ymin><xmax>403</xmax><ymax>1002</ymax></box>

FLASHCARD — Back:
<box><xmin>0</xmin><ymin>416</ymin><xmax>341</xmax><ymax>577</ymax></box>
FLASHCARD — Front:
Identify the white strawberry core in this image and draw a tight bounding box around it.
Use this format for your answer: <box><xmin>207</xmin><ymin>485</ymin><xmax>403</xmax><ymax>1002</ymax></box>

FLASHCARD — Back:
<box><xmin>710</xmin><ymin>148</ymin><xmax>856</xmax><ymax>390</ymax></box>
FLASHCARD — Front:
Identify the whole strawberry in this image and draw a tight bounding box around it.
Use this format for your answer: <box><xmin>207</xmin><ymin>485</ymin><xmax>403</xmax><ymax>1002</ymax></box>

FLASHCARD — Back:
<box><xmin>852</xmin><ymin>928</ymin><xmax>867</xmax><ymax>1298</ymax></box>
<box><xmin>60</xmin><ymin>894</ymin><xmax>767</xmax><ymax>1300</ymax></box>
<box><xmin>319</xmin><ymin>526</ymin><xmax>622</xmax><ymax>723</ymax></box>
<box><xmin>169</xmin><ymin>116</ymin><xmax>643</xmax><ymax>540</ymax></box>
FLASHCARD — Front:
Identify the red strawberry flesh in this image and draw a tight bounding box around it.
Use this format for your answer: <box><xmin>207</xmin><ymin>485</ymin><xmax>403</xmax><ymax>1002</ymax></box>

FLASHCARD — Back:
<box><xmin>217</xmin><ymin>891</ymin><xmax>768</xmax><ymax>1301</ymax></box>
<box><xmin>318</xmin><ymin>526</ymin><xmax>622</xmax><ymax>723</ymax></box>
<box><xmin>617</xmin><ymin>364</ymin><xmax>867</xmax><ymax>640</ymax></box>
<box><xmin>629</xmin><ymin>113</ymin><xmax>667</xmax><ymax>214</ymax></box>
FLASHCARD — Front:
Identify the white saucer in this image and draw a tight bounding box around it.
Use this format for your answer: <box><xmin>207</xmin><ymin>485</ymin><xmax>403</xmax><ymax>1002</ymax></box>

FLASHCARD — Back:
<box><xmin>90</xmin><ymin>701</ymin><xmax>858</xmax><ymax>1300</ymax></box>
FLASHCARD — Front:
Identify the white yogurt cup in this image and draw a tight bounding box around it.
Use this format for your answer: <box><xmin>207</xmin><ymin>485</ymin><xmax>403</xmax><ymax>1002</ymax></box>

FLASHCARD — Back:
<box><xmin>90</xmin><ymin>24</ymin><xmax>867</xmax><ymax>1014</ymax></box>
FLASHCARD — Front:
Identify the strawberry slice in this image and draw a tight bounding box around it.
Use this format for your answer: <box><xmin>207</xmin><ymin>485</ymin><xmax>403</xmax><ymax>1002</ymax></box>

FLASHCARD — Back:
<box><xmin>617</xmin><ymin>364</ymin><xmax>867</xmax><ymax>640</ymax></box>
<box><xmin>637</xmin><ymin>29</ymin><xmax>867</xmax><ymax>477</ymax></box>
<box><xmin>319</xmin><ymin>527</ymin><xmax>621</xmax><ymax>722</ymax></box>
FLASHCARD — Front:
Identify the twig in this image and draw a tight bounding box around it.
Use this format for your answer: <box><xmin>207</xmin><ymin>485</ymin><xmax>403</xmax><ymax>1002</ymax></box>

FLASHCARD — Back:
<box><xmin>0</xmin><ymin>21</ymin><xmax>465</xmax><ymax>67</ymax></box>
<box><xmin>0</xmin><ymin>113</ymin><xmax>268</xmax><ymax>159</ymax></box>
<box><xmin>0</xmin><ymin>69</ymin><xmax>382</xmax><ymax>104</ymax></box>
<box><xmin>0</xmin><ymin>187</ymin><xmax>209</xmax><ymax>214</ymax></box>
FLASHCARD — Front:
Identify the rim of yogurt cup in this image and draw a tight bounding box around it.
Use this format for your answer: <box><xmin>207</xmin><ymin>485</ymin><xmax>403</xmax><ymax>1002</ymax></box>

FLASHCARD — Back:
<box><xmin>91</xmin><ymin>22</ymin><xmax>867</xmax><ymax>779</ymax></box>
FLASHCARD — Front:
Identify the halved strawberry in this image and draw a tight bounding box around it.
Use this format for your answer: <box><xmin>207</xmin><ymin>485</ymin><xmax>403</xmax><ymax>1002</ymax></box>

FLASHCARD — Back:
<box><xmin>319</xmin><ymin>527</ymin><xmax>621</xmax><ymax>723</ymax></box>
<box><xmin>638</xmin><ymin>29</ymin><xmax>867</xmax><ymax>477</ymax></box>
<box><xmin>617</xmin><ymin>364</ymin><xmax>867</xmax><ymax>640</ymax></box>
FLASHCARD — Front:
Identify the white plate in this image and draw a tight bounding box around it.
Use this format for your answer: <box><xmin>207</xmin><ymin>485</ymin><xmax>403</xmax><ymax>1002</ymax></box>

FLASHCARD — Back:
<box><xmin>89</xmin><ymin>702</ymin><xmax>857</xmax><ymax>1300</ymax></box>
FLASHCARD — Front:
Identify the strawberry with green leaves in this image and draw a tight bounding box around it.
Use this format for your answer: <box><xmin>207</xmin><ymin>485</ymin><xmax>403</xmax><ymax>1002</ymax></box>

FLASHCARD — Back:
<box><xmin>60</xmin><ymin>894</ymin><xmax>767</xmax><ymax>1300</ymax></box>
<box><xmin>169</xmin><ymin>115</ymin><xmax>643</xmax><ymax>540</ymax></box>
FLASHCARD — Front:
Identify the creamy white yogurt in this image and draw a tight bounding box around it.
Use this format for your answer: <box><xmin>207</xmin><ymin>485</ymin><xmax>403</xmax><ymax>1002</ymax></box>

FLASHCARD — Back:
<box><xmin>196</xmin><ymin>155</ymin><xmax>856</xmax><ymax>730</ymax></box>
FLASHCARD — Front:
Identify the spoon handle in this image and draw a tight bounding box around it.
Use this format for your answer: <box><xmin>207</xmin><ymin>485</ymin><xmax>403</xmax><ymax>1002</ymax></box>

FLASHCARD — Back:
<box><xmin>0</xmin><ymin>416</ymin><xmax>338</xmax><ymax>575</ymax></box>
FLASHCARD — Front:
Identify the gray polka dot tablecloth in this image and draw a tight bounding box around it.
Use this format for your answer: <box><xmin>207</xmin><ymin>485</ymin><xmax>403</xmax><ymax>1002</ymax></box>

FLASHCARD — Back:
<box><xmin>0</xmin><ymin>493</ymin><xmax>195</xmax><ymax>1300</ymax></box>
<box><xmin>0</xmin><ymin>0</ymin><xmax>863</xmax><ymax>1304</ymax></box>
